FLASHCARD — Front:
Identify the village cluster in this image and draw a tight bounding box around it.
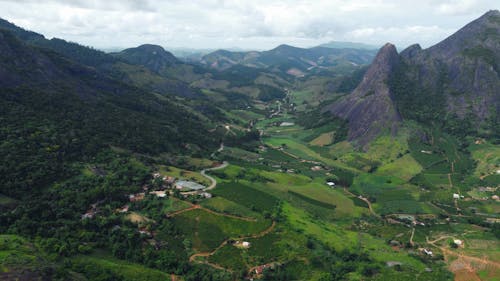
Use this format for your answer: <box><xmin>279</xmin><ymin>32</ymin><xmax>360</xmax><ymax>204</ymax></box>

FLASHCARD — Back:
<box><xmin>82</xmin><ymin>171</ymin><xmax>213</xmax><ymax>220</ymax></box>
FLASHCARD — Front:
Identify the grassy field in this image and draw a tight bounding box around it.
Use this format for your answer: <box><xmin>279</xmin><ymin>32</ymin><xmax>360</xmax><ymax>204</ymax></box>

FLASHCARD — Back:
<box><xmin>351</xmin><ymin>174</ymin><xmax>427</xmax><ymax>215</ymax></box>
<box><xmin>281</xmin><ymin>202</ymin><xmax>359</xmax><ymax>250</ymax></box>
<box><xmin>263</xmin><ymin>136</ymin><xmax>359</xmax><ymax>172</ymax></box>
<box><xmin>309</xmin><ymin>131</ymin><xmax>335</xmax><ymax>146</ymax></box>
<box><xmin>172</xmin><ymin>208</ymin><xmax>272</xmax><ymax>252</ymax></box>
<box><xmin>0</xmin><ymin>235</ymin><xmax>38</xmax><ymax>269</ymax></box>
<box><xmin>208</xmin><ymin>245</ymin><xmax>247</xmax><ymax>272</ymax></box>
<box><xmin>211</xmin><ymin>182</ymin><xmax>279</xmax><ymax>213</ymax></box>
<box><xmin>376</xmin><ymin>154</ymin><xmax>423</xmax><ymax>181</ymax></box>
<box><xmin>469</xmin><ymin>141</ymin><xmax>500</xmax><ymax>178</ymax></box>
<box><xmin>163</xmin><ymin>198</ymin><xmax>193</xmax><ymax>213</ymax></box>
<box><xmin>201</xmin><ymin>196</ymin><xmax>262</xmax><ymax>219</ymax></box>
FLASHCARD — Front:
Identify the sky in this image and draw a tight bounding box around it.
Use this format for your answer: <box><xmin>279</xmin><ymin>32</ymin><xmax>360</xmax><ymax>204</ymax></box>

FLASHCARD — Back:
<box><xmin>0</xmin><ymin>0</ymin><xmax>498</xmax><ymax>51</ymax></box>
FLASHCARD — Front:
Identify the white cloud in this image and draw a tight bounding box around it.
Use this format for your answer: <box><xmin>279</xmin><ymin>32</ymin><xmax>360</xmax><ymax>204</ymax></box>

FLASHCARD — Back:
<box><xmin>0</xmin><ymin>0</ymin><xmax>497</xmax><ymax>50</ymax></box>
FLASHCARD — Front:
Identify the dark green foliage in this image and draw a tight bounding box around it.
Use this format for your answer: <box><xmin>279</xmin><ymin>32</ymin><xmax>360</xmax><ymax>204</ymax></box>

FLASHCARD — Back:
<box><xmin>212</xmin><ymin>65</ymin><xmax>262</xmax><ymax>87</ymax></box>
<box><xmin>257</xmin><ymin>85</ymin><xmax>286</xmax><ymax>102</ymax></box>
<box><xmin>336</xmin><ymin>66</ymin><xmax>368</xmax><ymax>93</ymax></box>
<box><xmin>71</xmin><ymin>262</ymin><xmax>124</xmax><ymax>281</ymax></box>
<box><xmin>463</xmin><ymin>45</ymin><xmax>498</xmax><ymax>73</ymax></box>
<box><xmin>389</xmin><ymin>62</ymin><xmax>446</xmax><ymax>125</ymax></box>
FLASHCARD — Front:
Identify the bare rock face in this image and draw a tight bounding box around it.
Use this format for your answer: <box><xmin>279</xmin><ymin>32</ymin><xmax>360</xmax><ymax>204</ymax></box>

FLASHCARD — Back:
<box><xmin>327</xmin><ymin>43</ymin><xmax>401</xmax><ymax>149</ymax></box>
<box><xmin>401</xmin><ymin>10</ymin><xmax>500</xmax><ymax>121</ymax></box>
<box><xmin>326</xmin><ymin>10</ymin><xmax>500</xmax><ymax>149</ymax></box>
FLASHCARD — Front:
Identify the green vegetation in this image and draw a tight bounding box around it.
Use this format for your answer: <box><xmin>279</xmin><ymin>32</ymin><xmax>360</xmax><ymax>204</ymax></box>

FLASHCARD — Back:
<box><xmin>172</xmin><ymin>208</ymin><xmax>271</xmax><ymax>252</ymax></box>
<box><xmin>212</xmin><ymin>182</ymin><xmax>279</xmax><ymax>213</ymax></box>
<box><xmin>288</xmin><ymin>190</ymin><xmax>336</xmax><ymax>210</ymax></box>
<box><xmin>1</xmin><ymin>15</ymin><xmax>498</xmax><ymax>281</ymax></box>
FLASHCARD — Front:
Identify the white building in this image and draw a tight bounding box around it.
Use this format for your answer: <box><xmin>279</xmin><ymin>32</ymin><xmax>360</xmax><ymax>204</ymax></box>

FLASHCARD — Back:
<box><xmin>453</xmin><ymin>193</ymin><xmax>460</xmax><ymax>199</ymax></box>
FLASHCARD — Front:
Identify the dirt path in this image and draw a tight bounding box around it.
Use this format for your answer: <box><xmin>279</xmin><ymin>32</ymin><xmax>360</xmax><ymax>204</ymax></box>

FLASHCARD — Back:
<box><xmin>167</xmin><ymin>204</ymin><xmax>257</xmax><ymax>221</ymax></box>
<box><xmin>248</xmin><ymin>262</ymin><xmax>281</xmax><ymax>276</ymax></box>
<box><xmin>201</xmin><ymin>206</ymin><xmax>257</xmax><ymax>221</ymax></box>
<box><xmin>426</xmin><ymin>234</ymin><xmax>500</xmax><ymax>269</ymax></box>
<box><xmin>344</xmin><ymin>188</ymin><xmax>380</xmax><ymax>218</ymax></box>
<box><xmin>188</xmin><ymin>221</ymin><xmax>277</xmax><ymax>270</ymax></box>
<box><xmin>167</xmin><ymin>205</ymin><xmax>200</xmax><ymax>217</ymax></box>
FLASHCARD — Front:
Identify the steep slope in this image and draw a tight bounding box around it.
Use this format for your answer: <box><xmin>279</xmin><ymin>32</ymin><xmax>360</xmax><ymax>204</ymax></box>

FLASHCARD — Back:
<box><xmin>327</xmin><ymin>43</ymin><xmax>402</xmax><ymax>148</ymax></box>
<box><xmin>0</xmin><ymin>29</ymin><xmax>221</xmax><ymax>196</ymax></box>
<box><xmin>0</xmin><ymin>18</ymin><xmax>203</xmax><ymax>98</ymax></box>
<box><xmin>326</xmin><ymin>10</ymin><xmax>500</xmax><ymax>148</ymax></box>
<box><xmin>393</xmin><ymin>10</ymin><xmax>500</xmax><ymax>137</ymax></box>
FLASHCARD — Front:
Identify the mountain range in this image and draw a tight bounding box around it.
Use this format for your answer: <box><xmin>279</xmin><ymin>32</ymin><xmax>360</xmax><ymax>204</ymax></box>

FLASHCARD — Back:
<box><xmin>0</xmin><ymin>10</ymin><xmax>499</xmax><ymax>281</ymax></box>
<box><xmin>328</xmin><ymin>10</ymin><xmax>500</xmax><ymax>148</ymax></box>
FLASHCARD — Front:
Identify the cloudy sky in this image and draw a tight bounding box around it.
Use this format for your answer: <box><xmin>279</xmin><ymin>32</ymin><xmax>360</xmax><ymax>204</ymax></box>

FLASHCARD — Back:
<box><xmin>0</xmin><ymin>0</ymin><xmax>498</xmax><ymax>51</ymax></box>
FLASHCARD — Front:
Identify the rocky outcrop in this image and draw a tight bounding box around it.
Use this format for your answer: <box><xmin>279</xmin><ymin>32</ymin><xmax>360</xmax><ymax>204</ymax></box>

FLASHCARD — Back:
<box><xmin>327</xmin><ymin>10</ymin><xmax>500</xmax><ymax>148</ymax></box>
<box><xmin>327</xmin><ymin>43</ymin><xmax>402</xmax><ymax>149</ymax></box>
<box><xmin>401</xmin><ymin>9</ymin><xmax>500</xmax><ymax>121</ymax></box>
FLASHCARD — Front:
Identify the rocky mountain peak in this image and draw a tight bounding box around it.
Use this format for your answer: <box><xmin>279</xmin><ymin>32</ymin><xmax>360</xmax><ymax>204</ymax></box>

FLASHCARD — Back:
<box><xmin>427</xmin><ymin>10</ymin><xmax>500</xmax><ymax>58</ymax></box>
<box><xmin>400</xmin><ymin>44</ymin><xmax>422</xmax><ymax>60</ymax></box>
<box><xmin>326</xmin><ymin>43</ymin><xmax>402</xmax><ymax>149</ymax></box>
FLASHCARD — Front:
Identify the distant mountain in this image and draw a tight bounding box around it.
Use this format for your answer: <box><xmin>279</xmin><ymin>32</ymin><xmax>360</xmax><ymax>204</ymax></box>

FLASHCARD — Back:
<box><xmin>111</xmin><ymin>44</ymin><xmax>179</xmax><ymax>74</ymax></box>
<box><xmin>327</xmin><ymin>10</ymin><xmax>500</xmax><ymax>148</ymax></box>
<box><xmin>199</xmin><ymin>44</ymin><xmax>377</xmax><ymax>76</ymax></box>
<box><xmin>317</xmin><ymin>41</ymin><xmax>379</xmax><ymax>50</ymax></box>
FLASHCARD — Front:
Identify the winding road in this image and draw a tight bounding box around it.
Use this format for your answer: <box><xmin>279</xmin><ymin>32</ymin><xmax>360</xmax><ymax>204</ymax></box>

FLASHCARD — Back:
<box><xmin>201</xmin><ymin>161</ymin><xmax>229</xmax><ymax>191</ymax></box>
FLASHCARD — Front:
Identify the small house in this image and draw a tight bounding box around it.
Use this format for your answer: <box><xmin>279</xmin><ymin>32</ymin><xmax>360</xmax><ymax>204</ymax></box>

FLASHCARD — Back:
<box><xmin>423</xmin><ymin>249</ymin><xmax>433</xmax><ymax>256</ymax></box>
<box><xmin>311</xmin><ymin>166</ymin><xmax>322</xmax><ymax>171</ymax></box>
<box><xmin>200</xmin><ymin>192</ymin><xmax>212</xmax><ymax>199</ymax></box>
<box><xmin>453</xmin><ymin>193</ymin><xmax>460</xmax><ymax>199</ymax></box>
<box><xmin>129</xmin><ymin>193</ymin><xmax>145</xmax><ymax>202</ymax></box>
<box><xmin>242</xmin><ymin>241</ymin><xmax>250</xmax><ymax>248</ymax></box>
<box><xmin>326</xmin><ymin>182</ymin><xmax>335</xmax><ymax>187</ymax></box>
<box><xmin>453</xmin><ymin>239</ymin><xmax>463</xmax><ymax>246</ymax></box>
<box><xmin>150</xmin><ymin>190</ymin><xmax>167</xmax><ymax>198</ymax></box>
<box><xmin>118</xmin><ymin>205</ymin><xmax>129</xmax><ymax>213</ymax></box>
